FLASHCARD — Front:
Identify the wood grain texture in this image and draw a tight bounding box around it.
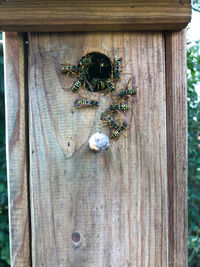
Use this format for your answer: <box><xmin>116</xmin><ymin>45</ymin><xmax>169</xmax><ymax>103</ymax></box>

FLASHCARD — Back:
<box><xmin>0</xmin><ymin>0</ymin><xmax>191</xmax><ymax>31</ymax></box>
<box><xmin>166</xmin><ymin>30</ymin><xmax>188</xmax><ymax>267</ymax></box>
<box><xmin>4</xmin><ymin>32</ymin><xmax>31</xmax><ymax>267</ymax></box>
<box><xmin>28</xmin><ymin>32</ymin><xmax>168</xmax><ymax>266</ymax></box>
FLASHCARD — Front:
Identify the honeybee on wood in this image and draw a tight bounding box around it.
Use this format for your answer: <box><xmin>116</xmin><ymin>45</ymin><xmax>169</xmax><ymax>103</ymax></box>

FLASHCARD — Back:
<box><xmin>74</xmin><ymin>98</ymin><xmax>99</xmax><ymax>108</ymax></box>
<box><xmin>71</xmin><ymin>69</ymin><xmax>89</xmax><ymax>92</ymax></box>
<box><xmin>108</xmin><ymin>103</ymin><xmax>131</xmax><ymax>112</ymax></box>
<box><xmin>106</xmin><ymin>79</ymin><xmax>116</xmax><ymax>93</ymax></box>
<box><xmin>117</xmin><ymin>88</ymin><xmax>136</xmax><ymax>99</ymax></box>
<box><xmin>114</xmin><ymin>58</ymin><xmax>122</xmax><ymax>81</ymax></box>
<box><xmin>71</xmin><ymin>75</ymin><xmax>85</xmax><ymax>92</ymax></box>
<box><xmin>110</xmin><ymin>121</ymin><xmax>128</xmax><ymax>139</ymax></box>
<box><xmin>117</xmin><ymin>77</ymin><xmax>136</xmax><ymax>99</ymax></box>
<box><xmin>61</xmin><ymin>55</ymin><xmax>92</xmax><ymax>90</ymax></box>
<box><xmin>101</xmin><ymin>112</ymin><xmax>119</xmax><ymax>129</ymax></box>
<box><xmin>77</xmin><ymin>55</ymin><xmax>92</xmax><ymax>71</ymax></box>
<box><xmin>91</xmin><ymin>78</ymin><xmax>107</xmax><ymax>91</ymax></box>
<box><xmin>98</xmin><ymin>58</ymin><xmax>109</xmax><ymax>74</ymax></box>
<box><xmin>61</xmin><ymin>65</ymin><xmax>79</xmax><ymax>75</ymax></box>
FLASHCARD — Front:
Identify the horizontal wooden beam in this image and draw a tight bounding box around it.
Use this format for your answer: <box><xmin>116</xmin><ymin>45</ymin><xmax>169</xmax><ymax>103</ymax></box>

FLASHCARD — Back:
<box><xmin>0</xmin><ymin>0</ymin><xmax>191</xmax><ymax>32</ymax></box>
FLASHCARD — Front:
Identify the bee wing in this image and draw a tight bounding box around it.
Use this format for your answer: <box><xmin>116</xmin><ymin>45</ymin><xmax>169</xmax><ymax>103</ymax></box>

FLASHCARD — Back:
<box><xmin>85</xmin><ymin>78</ymin><xmax>94</xmax><ymax>92</ymax></box>
<box><xmin>73</xmin><ymin>99</ymin><xmax>82</xmax><ymax>107</ymax></box>
<box><xmin>100</xmin><ymin>112</ymin><xmax>105</xmax><ymax>120</ymax></box>
<box><xmin>125</xmin><ymin>77</ymin><xmax>132</xmax><ymax>89</ymax></box>
<box><xmin>116</xmin><ymin>110</ymin><xmax>128</xmax><ymax>122</ymax></box>
<box><xmin>101</xmin><ymin>111</ymin><xmax>109</xmax><ymax>120</ymax></box>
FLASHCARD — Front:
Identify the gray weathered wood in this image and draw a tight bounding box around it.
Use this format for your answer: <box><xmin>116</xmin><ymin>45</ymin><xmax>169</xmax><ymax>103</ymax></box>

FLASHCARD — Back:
<box><xmin>166</xmin><ymin>30</ymin><xmax>188</xmax><ymax>267</ymax></box>
<box><xmin>4</xmin><ymin>32</ymin><xmax>31</xmax><ymax>267</ymax></box>
<box><xmin>5</xmin><ymin>30</ymin><xmax>188</xmax><ymax>267</ymax></box>
<box><xmin>28</xmin><ymin>32</ymin><xmax>168</xmax><ymax>266</ymax></box>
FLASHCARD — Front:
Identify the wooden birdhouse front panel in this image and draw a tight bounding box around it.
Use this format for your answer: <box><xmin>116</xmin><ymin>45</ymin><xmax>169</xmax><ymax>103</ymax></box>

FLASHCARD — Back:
<box><xmin>2</xmin><ymin>1</ymin><xmax>189</xmax><ymax>267</ymax></box>
<box><xmin>28</xmin><ymin>32</ymin><xmax>167</xmax><ymax>267</ymax></box>
<box><xmin>4</xmin><ymin>30</ymin><xmax>187</xmax><ymax>267</ymax></box>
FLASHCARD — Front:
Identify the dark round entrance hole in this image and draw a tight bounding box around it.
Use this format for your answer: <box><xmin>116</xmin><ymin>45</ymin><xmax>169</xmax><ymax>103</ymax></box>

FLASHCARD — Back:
<box><xmin>84</xmin><ymin>52</ymin><xmax>113</xmax><ymax>92</ymax></box>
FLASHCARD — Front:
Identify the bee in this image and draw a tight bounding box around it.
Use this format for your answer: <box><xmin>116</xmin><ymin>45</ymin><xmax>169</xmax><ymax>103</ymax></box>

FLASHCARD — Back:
<box><xmin>71</xmin><ymin>69</ymin><xmax>89</xmax><ymax>92</ymax></box>
<box><xmin>74</xmin><ymin>98</ymin><xmax>99</xmax><ymax>108</ymax></box>
<box><xmin>101</xmin><ymin>112</ymin><xmax>119</xmax><ymax>129</ymax></box>
<box><xmin>78</xmin><ymin>56</ymin><xmax>92</xmax><ymax>71</ymax></box>
<box><xmin>108</xmin><ymin>103</ymin><xmax>131</xmax><ymax>112</ymax></box>
<box><xmin>71</xmin><ymin>78</ymin><xmax>83</xmax><ymax>92</ymax></box>
<box><xmin>61</xmin><ymin>55</ymin><xmax>92</xmax><ymax>74</ymax></box>
<box><xmin>71</xmin><ymin>71</ymin><xmax>86</xmax><ymax>92</ymax></box>
<box><xmin>114</xmin><ymin>58</ymin><xmax>122</xmax><ymax>81</ymax></box>
<box><xmin>91</xmin><ymin>78</ymin><xmax>107</xmax><ymax>91</ymax></box>
<box><xmin>84</xmin><ymin>78</ymin><xmax>95</xmax><ymax>92</ymax></box>
<box><xmin>110</xmin><ymin>122</ymin><xmax>128</xmax><ymax>139</ymax></box>
<box><xmin>98</xmin><ymin>58</ymin><xmax>109</xmax><ymax>73</ymax></box>
<box><xmin>106</xmin><ymin>79</ymin><xmax>115</xmax><ymax>93</ymax></box>
<box><xmin>119</xmin><ymin>121</ymin><xmax>128</xmax><ymax>131</ymax></box>
<box><xmin>61</xmin><ymin>65</ymin><xmax>79</xmax><ymax>75</ymax></box>
<box><xmin>117</xmin><ymin>88</ymin><xmax>136</xmax><ymax>99</ymax></box>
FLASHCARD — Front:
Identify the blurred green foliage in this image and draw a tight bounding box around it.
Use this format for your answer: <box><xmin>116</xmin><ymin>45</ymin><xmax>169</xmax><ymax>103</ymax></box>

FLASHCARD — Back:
<box><xmin>0</xmin><ymin>32</ymin><xmax>10</xmax><ymax>267</ymax></box>
<box><xmin>193</xmin><ymin>0</ymin><xmax>200</xmax><ymax>10</ymax></box>
<box><xmin>187</xmin><ymin>41</ymin><xmax>200</xmax><ymax>267</ymax></box>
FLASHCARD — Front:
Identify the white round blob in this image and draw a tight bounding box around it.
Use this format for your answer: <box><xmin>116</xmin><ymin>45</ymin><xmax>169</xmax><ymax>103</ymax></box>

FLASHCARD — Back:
<box><xmin>89</xmin><ymin>132</ymin><xmax>110</xmax><ymax>152</ymax></box>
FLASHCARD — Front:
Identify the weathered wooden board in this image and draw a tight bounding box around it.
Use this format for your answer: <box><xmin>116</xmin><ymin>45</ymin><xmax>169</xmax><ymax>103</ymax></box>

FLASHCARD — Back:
<box><xmin>4</xmin><ymin>32</ymin><xmax>31</xmax><ymax>267</ymax></box>
<box><xmin>0</xmin><ymin>0</ymin><xmax>191</xmax><ymax>31</ymax></box>
<box><xmin>4</xmin><ymin>30</ymin><xmax>187</xmax><ymax>267</ymax></box>
<box><xmin>28</xmin><ymin>32</ymin><xmax>168</xmax><ymax>266</ymax></box>
<box><xmin>166</xmin><ymin>30</ymin><xmax>188</xmax><ymax>267</ymax></box>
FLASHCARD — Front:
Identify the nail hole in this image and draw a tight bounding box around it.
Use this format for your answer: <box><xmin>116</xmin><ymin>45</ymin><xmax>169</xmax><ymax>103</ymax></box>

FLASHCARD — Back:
<box><xmin>72</xmin><ymin>232</ymin><xmax>80</xmax><ymax>243</ymax></box>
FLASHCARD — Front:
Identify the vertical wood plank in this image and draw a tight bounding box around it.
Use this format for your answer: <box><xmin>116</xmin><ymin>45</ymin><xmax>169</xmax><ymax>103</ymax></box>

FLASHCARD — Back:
<box><xmin>4</xmin><ymin>33</ymin><xmax>31</xmax><ymax>267</ymax></box>
<box><xmin>28</xmin><ymin>32</ymin><xmax>168</xmax><ymax>267</ymax></box>
<box><xmin>165</xmin><ymin>30</ymin><xmax>188</xmax><ymax>267</ymax></box>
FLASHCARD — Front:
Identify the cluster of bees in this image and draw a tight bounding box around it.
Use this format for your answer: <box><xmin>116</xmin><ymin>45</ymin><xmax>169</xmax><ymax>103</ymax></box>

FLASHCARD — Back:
<box><xmin>61</xmin><ymin>53</ymin><xmax>136</xmax><ymax>140</ymax></box>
